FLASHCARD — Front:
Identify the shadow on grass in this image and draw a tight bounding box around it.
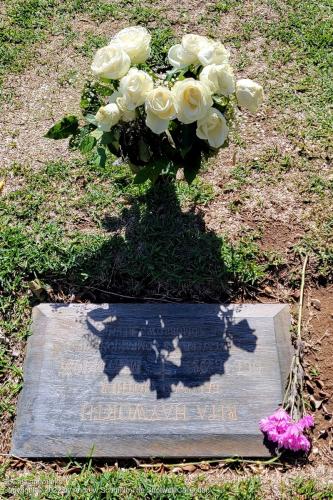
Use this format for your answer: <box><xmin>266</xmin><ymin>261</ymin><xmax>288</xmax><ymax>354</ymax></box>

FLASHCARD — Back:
<box><xmin>63</xmin><ymin>179</ymin><xmax>262</xmax><ymax>303</ymax></box>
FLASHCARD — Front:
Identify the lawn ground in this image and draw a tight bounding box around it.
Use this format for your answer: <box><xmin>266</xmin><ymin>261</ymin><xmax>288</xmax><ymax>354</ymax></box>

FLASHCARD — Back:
<box><xmin>0</xmin><ymin>0</ymin><xmax>332</xmax><ymax>497</ymax></box>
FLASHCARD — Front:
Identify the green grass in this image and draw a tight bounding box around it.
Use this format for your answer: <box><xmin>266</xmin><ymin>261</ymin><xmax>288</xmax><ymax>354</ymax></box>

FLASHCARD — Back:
<box><xmin>0</xmin><ymin>0</ymin><xmax>170</xmax><ymax>98</ymax></box>
<box><xmin>0</xmin><ymin>158</ymin><xmax>264</xmax><ymax>304</ymax></box>
<box><xmin>76</xmin><ymin>32</ymin><xmax>108</xmax><ymax>57</ymax></box>
<box><xmin>287</xmin><ymin>478</ymin><xmax>333</xmax><ymax>499</ymax></box>
<box><xmin>2</xmin><ymin>471</ymin><xmax>333</xmax><ymax>498</ymax></box>
<box><xmin>1</xmin><ymin>471</ymin><xmax>263</xmax><ymax>499</ymax></box>
<box><xmin>0</xmin><ymin>0</ymin><xmax>56</xmax><ymax>83</ymax></box>
<box><xmin>264</xmin><ymin>0</ymin><xmax>332</xmax><ymax>145</ymax></box>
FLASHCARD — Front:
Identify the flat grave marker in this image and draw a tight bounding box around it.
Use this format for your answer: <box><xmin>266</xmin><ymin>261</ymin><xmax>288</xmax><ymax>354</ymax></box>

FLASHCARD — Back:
<box><xmin>12</xmin><ymin>303</ymin><xmax>292</xmax><ymax>457</ymax></box>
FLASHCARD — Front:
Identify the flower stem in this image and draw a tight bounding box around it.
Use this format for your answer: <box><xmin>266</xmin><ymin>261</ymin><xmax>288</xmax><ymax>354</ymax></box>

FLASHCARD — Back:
<box><xmin>297</xmin><ymin>254</ymin><xmax>309</xmax><ymax>340</ymax></box>
<box><xmin>283</xmin><ymin>254</ymin><xmax>309</xmax><ymax>420</ymax></box>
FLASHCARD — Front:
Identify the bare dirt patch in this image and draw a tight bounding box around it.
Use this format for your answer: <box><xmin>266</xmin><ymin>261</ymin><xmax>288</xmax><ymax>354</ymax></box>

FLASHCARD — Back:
<box><xmin>0</xmin><ymin>38</ymin><xmax>84</xmax><ymax>172</ymax></box>
<box><xmin>304</xmin><ymin>287</ymin><xmax>333</xmax><ymax>464</ymax></box>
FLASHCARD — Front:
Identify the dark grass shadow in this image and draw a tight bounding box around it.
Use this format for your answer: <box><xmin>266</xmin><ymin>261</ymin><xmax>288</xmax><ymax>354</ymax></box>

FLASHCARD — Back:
<box><xmin>59</xmin><ymin>179</ymin><xmax>262</xmax><ymax>303</ymax></box>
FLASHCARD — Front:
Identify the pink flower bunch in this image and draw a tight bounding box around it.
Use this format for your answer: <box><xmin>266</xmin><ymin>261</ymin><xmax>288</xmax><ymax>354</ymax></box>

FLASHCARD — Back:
<box><xmin>259</xmin><ymin>409</ymin><xmax>314</xmax><ymax>452</ymax></box>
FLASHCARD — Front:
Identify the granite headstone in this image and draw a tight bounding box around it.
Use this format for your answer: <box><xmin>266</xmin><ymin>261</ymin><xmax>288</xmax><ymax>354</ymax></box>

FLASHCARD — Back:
<box><xmin>11</xmin><ymin>303</ymin><xmax>292</xmax><ymax>457</ymax></box>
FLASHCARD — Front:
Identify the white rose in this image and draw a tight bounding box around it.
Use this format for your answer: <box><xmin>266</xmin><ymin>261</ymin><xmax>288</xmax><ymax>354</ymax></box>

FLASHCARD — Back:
<box><xmin>168</xmin><ymin>44</ymin><xmax>198</xmax><ymax>69</ymax></box>
<box><xmin>112</xmin><ymin>26</ymin><xmax>151</xmax><ymax>64</ymax></box>
<box><xmin>196</xmin><ymin>108</ymin><xmax>229</xmax><ymax>148</ymax></box>
<box><xmin>172</xmin><ymin>78</ymin><xmax>213</xmax><ymax>124</ymax></box>
<box><xmin>199</xmin><ymin>64</ymin><xmax>235</xmax><ymax>96</ymax></box>
<box><xmin>95</xmin><ymin>103</ymin><xmax>121</xmax><ymax>131</ymax></box>
<box><xmin>117</xmin><ymin>97</ymin><xmax>137</xmax><ymax>122</ymax></box>
<box><xmin>181</xmin><ymin>34</ymin><xmax>210</xmax><ymax>56</ymax></box>
<box><xmin>109</xmin><ymin>91</ymin><xmax>136</xmax><ymax>122</ymax></box>
<box><xmin>168</xmin><ymin>35</ymin><xmax>210</xmax><ymax>68</ymax></box>
<box><xmin>236</xmin><ymin>78</ymin><xmax>264</xmax><ymax>113</ymax></box>
<box><xmin>119</xmin><ymin>68</ymin><xmax>154</xmax><ymax>110</ymax></box>
<box><xmin>91</xmin><ymin>44</ymin><xmax>130</xmax><ymax>80</ymax></box>
<box><xmin>145</xmin><ymin>86</ymin><xmax>175</xmax><ymax>134</ymax></box>
<box><xmin>198</xmin><ymin>40</ymin><xmax>230</xmax><ymax>66</ymax></box>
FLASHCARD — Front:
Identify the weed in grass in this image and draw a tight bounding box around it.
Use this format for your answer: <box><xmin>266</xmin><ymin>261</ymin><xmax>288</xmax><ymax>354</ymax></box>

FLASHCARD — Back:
<box><xmin>266</xmin><ymin>0</ymin><xmax>333</xmax><ymax>68</ymax></box>
<box><xmin>213</xmin><ymin>0</ymin><xmax>241</xmax><ymax>14</ymax></box>
<box><xmin>0</xmin><ymin>0</ymin><xmax>55</xmax><ymax>79</ymax></box>
<box><xmin>202</xmin><ymin>0</ymin><xmax>244</xmax><ymax>35</ymax></box>
<box><xmin>309</xmin><ymin>367</ymin><xmax>320</xmax><ymax>378</ymax></box>
<box><xmin>307</xmin><ymin>175</ymin><xmax>333</xmax><ymax>196</ymax></box>
<box><xmin>82</xmin><ymin>1</ymin><xmax>120</xmax><ymax>22</ymax></box>
<box><xmin>57</xmin><ymin>69</ymin><xmax>79</xmax><ymax>87</ymax></box>
<box><xmin>290</xmin><ymin>478</ymin><xmax>333</xmax><ymax>499</ymax></box>
<box><xmin>236</xmin><ymin>52</ymin><xmax>252</xmax><ymax>71</ymax></box>
<box><xmin>76</xmin><ymin>32</ymin><xmax>108</xmax><ymax>57</ymax></box>
<box><xmin>263</xmin><ymin>250</ymin><xmax>285</xmax><ymax>269</ymax></box>
<box><xmin>127</xmin><ymin>5</ymin><xmax>162</xmax><ymax>25</ymax></box>
<box><xmin>297</xmin><ymin>219</ymin><xmax>333</xmax><ymax>282</ymax></box>
<box><xmin>175</xmin><ymin>178</ymin><xmax>215</xmax><ymax>206</ymax></box>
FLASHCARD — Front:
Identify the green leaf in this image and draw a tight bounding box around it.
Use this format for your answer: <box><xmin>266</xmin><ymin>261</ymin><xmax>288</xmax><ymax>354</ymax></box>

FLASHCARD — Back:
<box><xmin>85</xmin><ymin>113</ymin><xmax>97</xmax><ymax>125</ymax></box>
<box><xmin>69</xmin><ymin>125</ymin><xmax>91</xmax><ymax>150</ymax></box>
<box><xmin>80</xmin><ymin>81</ymin><xmax>117</xmax><ymax>115</ymax></box>
<box><xmin>101</xmin><ymin>129</ymin><xmax>120</xmax><ymax>155</ymax></box>
<box><xmin>100</xmin><ymin>77</ymin><xmax>113</xmax><ymax>85</ymax></box>
<box><xmin>79</xmin><ymin>135</ymin><xmax>97</xmax><ymax>153</ymax></box>
<box><xmin>165</xmin><ymin>67</ymin><xmax>188</xmax><ymax>81</ymax></box>
<box><xmin>213</xmin><ymin>95</ymin><xmax>228</xmax><ymax>107</ymax></box>
<box><xmin>94</xmin><ymin>147</ymin><xmax>107</xmax><ymax>167</ymax></box>
<box><xmin>45</xmin><ymin>116</ymin><xmax>79</xmax><ymax>140</ymax></box>
<box><xmin>138</xmin><ymin>138</ymin><xmax>152</xmax><ymax>163</ymax></box>
<box><xmin>212</xmin><ymin>95</ymin><xmax>234</xmax><ymax>117</ymax></box>
<box><xmin>100</xmin><ymin>132</ymin><xmax>113</xmax><ymax>144</ymax></box>
<box><xmin>100</xmin><ymin>129</ymin><xmax>120</xmax><ymax>146</ymax></box>
<box><xmin>155</xmin><ymin>158</ymin><xmax>174</xmax><ymax>175</ymax></box>
<box><xmin>133</xmin><ymin>159</ymin><xmax>172</xmax><ymax>185</ymax></box>
<box><xmin>133</xmin><ymin>166</ymin><xmax>152</xmax><ymax>184</ymax></box>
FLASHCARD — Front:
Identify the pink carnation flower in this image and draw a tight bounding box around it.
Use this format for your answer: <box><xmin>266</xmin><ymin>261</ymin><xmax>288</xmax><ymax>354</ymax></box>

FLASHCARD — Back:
<box><xmin>259</xmin><ymin>409</ymin><xmax>314</xmax><ymax>453</ymax></box>
<box><xmin>297</xmin><ymin>415</ymin><xmax>314</xmax><ymax>430</ymax></box>
<box><xmin>259</xmin><ymin>408</ymin><xmax>290</xmax><ymax>437</ymax></box>
<box><xmin>278</xmin><ymin>424</ymin><xmax>311</xmax><ymax>452</ymax></box>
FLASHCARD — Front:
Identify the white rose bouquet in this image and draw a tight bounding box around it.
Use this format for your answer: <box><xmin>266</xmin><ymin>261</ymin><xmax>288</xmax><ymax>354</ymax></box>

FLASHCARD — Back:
<box><xmin>46</xmin><ymin>27</ymin><xmax>263</xmax><ymax>184</ymax></box>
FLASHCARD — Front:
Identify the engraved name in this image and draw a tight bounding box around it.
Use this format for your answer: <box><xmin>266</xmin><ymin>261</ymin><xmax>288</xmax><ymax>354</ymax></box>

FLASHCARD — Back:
<box><xmin>80</xmin><ymin>402</ymin><xmax>238</xmax><ymax>422</ymax></box>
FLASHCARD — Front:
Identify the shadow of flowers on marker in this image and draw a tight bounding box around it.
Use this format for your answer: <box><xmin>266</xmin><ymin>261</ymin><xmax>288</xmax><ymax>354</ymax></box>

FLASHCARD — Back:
<box><xmin>85</xmin><ymin>304</ymin><xmax>257</xmax><ymax>399</ymax></box>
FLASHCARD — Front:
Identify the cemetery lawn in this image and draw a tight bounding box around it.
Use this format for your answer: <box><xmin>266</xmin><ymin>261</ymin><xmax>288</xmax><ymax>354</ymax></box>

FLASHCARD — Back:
<box><xmin>1</xmin><ymin>0</ymin><xmax>332</xmax><ymax>493</ymax></box>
